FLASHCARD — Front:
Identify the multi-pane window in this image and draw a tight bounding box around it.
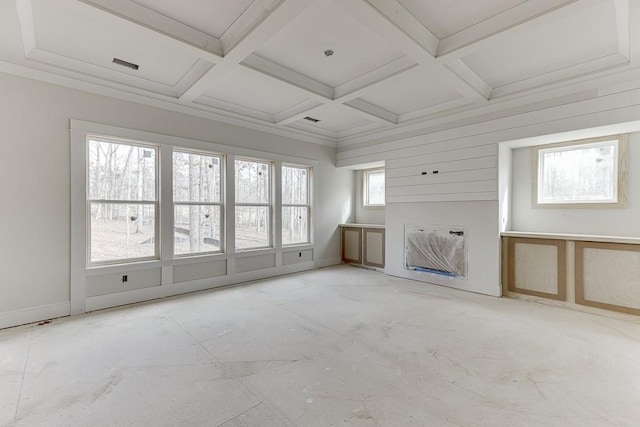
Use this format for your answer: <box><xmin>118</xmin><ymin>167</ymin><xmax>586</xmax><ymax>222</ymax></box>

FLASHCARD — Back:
<box><xmin>534</xmin><ymin>135</ymin><xmax>626</xmax><ymax>207</ymax></box>
<box><xmin>363</xmin><ymin>168</ymin><xmax>385</xmax><ymax>207</ymax></box>
<box><xmin>282</xmin><ymin>165</ymin><xmax>311</xmax><ymax>245</ymax></box>
<box><xmin>87</xmin><ymin>137</ymin><xmax>158</xmax><ymax>264</ymax></box>
<box><xmin>173</xmin><ymin>150</ymin><xmax>223</xmax><ymax>255</ymax></box>
<box><xmin>235</xmin><ymin>159</ymin><xmax>271</xmax><ymax>250</ymax></box>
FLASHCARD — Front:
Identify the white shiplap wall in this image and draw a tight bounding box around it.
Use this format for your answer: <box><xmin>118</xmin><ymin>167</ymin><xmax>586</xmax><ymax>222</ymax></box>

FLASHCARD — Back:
<box><xmin>338</xmin><ymin>130</ymin><xmax>498</xmax><ymax>203</ymax></box>
<box><xmin>336</xmin><ymin>81</ymin><xmax>640</xmax><ymax>297</ymax></box>
<box><xmin>386</xmin><ymin>146</ymin><xmax>497</xmax><ymax>203</ymax></box>
<box><xmin>337</xmin><ymin>85</ymin><xmax>640</xmax><ymax>204</ymax></box>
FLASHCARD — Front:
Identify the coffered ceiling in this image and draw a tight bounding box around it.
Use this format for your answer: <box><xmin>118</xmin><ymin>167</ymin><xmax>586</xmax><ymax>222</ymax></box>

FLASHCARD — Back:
<box><xmin>0</xmin><ymin>0</ymin><xmax>637</xmax><ymax>147</ymax></box>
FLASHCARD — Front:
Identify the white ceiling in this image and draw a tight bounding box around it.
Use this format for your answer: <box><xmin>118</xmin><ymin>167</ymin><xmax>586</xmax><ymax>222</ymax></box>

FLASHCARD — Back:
<box><xmin>0</xmin><ymin>0</ymin><xmax>638</xmax><ymax>147</ymax></box>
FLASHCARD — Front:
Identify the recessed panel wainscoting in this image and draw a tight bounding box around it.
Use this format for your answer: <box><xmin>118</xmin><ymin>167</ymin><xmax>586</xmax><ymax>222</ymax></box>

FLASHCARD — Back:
<box><xmin>503</xmin><ymin>232</ymin><xmax>640</xmax><ymax>316</ymax></box>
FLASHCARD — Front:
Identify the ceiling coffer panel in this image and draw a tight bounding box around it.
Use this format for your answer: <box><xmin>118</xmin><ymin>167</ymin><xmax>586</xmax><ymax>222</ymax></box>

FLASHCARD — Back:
<box><xmin>399</xmin><ymin>0</ymin><xmax>527</xmax><ymax>39</ymax></box>
<box><xmin>459</xmin><ymin>0</ymin><xmax>621</xmax><ymax>89</ymax></box>
<box><xmin>28</xmin><ymin>0</ymin><xmax>204</xmax><ymax>95</ymax></box>
<box><xmin>130</xmin><ymin>0</ymin><xmax>254</xmax><ymax>39</ymax></box>
<box><xmin>291</xmin><ymin>105</ymin><xmax>373</xmax><ymax>134</ymax></box>
<box><xmin>199</xmin><ymin>66</ymin><xmax>311</xmax><ymax>116</ymax></box>
<box><xmin>254</xmin><ymin>1</ymin><xmax>406</xmax><ymax>88</ymax></box>
<box><xmin>358</xmin><ymin>66</ymin><xmax>464</xmax><ymax>116</ymax></box>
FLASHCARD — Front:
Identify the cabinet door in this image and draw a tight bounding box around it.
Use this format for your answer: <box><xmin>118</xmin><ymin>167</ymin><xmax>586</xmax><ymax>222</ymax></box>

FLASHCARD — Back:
<box><xmin>363</xmin><ymin>228</ymin><xmax>385</xmax><ymax>268</ymax></box>
<box><xmin>341</xmin><ymin>227</ymin><xmax>362</xmax><ymax>264</ymax></box>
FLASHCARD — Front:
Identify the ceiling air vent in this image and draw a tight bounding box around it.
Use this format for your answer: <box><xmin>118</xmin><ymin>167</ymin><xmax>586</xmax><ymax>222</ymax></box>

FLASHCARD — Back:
<box><xmin>303</xmin><ymin>116</ymin><xmax>320</xmax><ymax>123</ymax></box>
<box><xmin>112</xmin><ymin>58</ymin><xmax>139</xmax><ymax>70</ymax></box>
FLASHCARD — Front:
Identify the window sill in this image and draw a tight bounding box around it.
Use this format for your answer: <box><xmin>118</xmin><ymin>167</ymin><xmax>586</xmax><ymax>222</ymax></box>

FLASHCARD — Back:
<box><xmin>86</xmin><ymin>259</ymin><xmax>162</xmax><ymax>275</ymax></box>
<box><xmin>233</xmin><ymin>247</ymin><xmax>276</xmax><ymax>257</ymax></box>
<box><xmin>282</xmin><ymin>244</ymin><xmax>313</xmax><ymax>252</ymax></box>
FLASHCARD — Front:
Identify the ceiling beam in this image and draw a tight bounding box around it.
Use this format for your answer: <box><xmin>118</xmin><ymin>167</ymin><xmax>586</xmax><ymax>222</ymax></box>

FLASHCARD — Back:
<box><xmin>179</xmin><ymin>0</ymin><xmax>317</xmax><ymax>103</ymax></box>
<box><xmin>242</xmin><ymin>54</ymin><xmax>334</xmax><ymax>99</ymax></box>
<box><xmin>333</xmin><ymin>57</ymin><xmax>417</xmax><ymax>101</ymax></box>
<box><xmin>363</xmin><ymin>0</ymin><xmax>439</xmax><ymax>56</ymax></box>
<box><xmin>344</xmin><ymin>99</ymin><xmax>398</xmax><ymax>124</ymax></box>
<box><xmin>334</xmin><ymin>0</ymin><xmax>489</xmax><ymax>102</ymax></box>
<box><xmin>241</xmin><ymin>56</ymin><xmax>405</xmax><ymax>127</ymax></box>
<box><xmin>445</xmin><ymin>59</ymin><xmax>492</xmax><ymax>100</ymax></box>
<box><xmin>219</xmin><ymin>0</ymin><xmax>283</xmax><ymax>54</ymax></box>
<box><xmin>615</xmin><ymin>0</ymin><xmax>630</xmax><ymax>60</ymax></box>
<box><xmin>15</xmin><ymin>0</ymin><xmax>36</xmax><ymax>54</ymax></box>
<box><xmin>77</xmin><ymin>0</ymin><xmax>223</xmax><ymax>61</ymax></box>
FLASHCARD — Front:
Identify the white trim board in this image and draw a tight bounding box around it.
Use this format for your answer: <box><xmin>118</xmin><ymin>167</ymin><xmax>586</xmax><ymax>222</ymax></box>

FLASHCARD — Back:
<box><xmin>70</xmin><ymin>120</ymin><xmax>320</xmax><ymax>167</ymax></box>
<box><xmin>0</xmin><ymin>302</ymin><xmax>70</xmax><ymax>330</ymax></box>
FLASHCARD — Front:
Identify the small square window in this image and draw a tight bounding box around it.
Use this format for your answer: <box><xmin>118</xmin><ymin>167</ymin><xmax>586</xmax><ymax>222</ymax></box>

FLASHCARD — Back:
<box><xmin>533</xmin><ymin>135</ymin><xmax>627</xmax><ymax>208</ymax></box>
<box><xmin>363</xmin><ymin>169</ymin><xmax>385</xmax><ymax>207</ymax></box>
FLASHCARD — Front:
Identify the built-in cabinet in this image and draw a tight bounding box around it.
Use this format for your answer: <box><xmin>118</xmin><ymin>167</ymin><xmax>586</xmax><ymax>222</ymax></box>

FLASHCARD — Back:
<box><xmin>340</xmin><ymin>224</ymin><xmax>385</xmax><ymax>269</ymax></box>
<box><xmin>502</xmin><ymin>232</ymin><xmax>640</xmax><ymax>316</ymax></box>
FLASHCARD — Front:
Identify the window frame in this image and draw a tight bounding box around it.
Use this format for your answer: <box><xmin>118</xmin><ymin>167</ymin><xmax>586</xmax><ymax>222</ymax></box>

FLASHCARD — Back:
<box><xmin>234</xmin><ymin>157</ymin><xmax>273</xmax><ymax>251</ymax></box>
<box><xmin>86</xmin><ymin>135</ymin><xmax>160</xmax><ymax>267</ymax></box>
<box><xmin>362</xmin><ymin>168</ymin><xmax>385</xmax><ymax>208</ymax></box>
<box><xmin>532</xmin><ymin>134</ymin><xmax>628</xmax><ymax>209</ymax></box>
<box><xmin>172</xmin><ymin>148</ymin><xmax>225</xmax><ymax>258</ymax></box>
<box><xmin>71</xmin><ymin>120</ymin><xmax>319</xmax><ymax>316</ymax></box>
<box><xmin>282</xmin><ymin>163</ymin><xmax>312</xmax><ymax>246</ymax></box>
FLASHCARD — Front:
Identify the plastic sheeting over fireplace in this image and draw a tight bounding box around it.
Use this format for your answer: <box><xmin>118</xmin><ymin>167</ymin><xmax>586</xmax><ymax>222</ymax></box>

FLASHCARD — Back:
<box><xmin>405</xmin><ymin>224</ymin><xmax>467</xmax><ymax>279</ymax></box>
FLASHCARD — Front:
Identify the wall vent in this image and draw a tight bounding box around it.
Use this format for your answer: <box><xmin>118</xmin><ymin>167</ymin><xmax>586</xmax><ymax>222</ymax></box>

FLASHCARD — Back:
<box><xmin>113</xmin><ymin>58</ymin><xmax>139</xmax><ymax>70</ymax></box>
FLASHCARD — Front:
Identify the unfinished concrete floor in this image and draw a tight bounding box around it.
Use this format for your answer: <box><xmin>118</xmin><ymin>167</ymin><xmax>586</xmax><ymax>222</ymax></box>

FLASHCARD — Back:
<box><xmin>2</xmin><ymin>265</ymin><xmax>640</xmax><ymax>426</ymax></box>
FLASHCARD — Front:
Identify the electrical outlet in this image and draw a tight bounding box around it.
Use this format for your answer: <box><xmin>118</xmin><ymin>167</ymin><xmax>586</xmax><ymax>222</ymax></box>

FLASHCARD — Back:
<box><xmin>122</xmin><ymin>275</ymin><xmax>128</xmax><ymax>283</ymax></box>
<box><xmin>298</xmin><ymin>252</ymin><xmax>302</xmax><ymax>257</ymax></box>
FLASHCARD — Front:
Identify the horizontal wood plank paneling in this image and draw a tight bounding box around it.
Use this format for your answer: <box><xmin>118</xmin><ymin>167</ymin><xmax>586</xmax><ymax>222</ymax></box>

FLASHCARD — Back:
<box><xmin>387</xmin><ymin>179</ymin><xmax>497</xmax><ymax>197</ymax></box>
<box><xmin>386</xmin><ymin>156</ymin><xmax>497</xmax><ymax>178</ymax></box>
<box><xmin>387</xmin><ymin>167</ymin><xmax>496</xmax><ymax>187</ymax></box>
<box><xmin>385</xmin><ymin>144</ymin><xmax>496</xmax><ymax>169</ymax></box>
<box><xmin>387</xmin><ymin>191</ymin><xmax>497</xmax><ymax>203</ymax></box>
<box><xmin>383</xmin><ymin>141</ymin><xmax>498</xmax><ymax>201</ymax></box>
<box><xmin>340</xmin><ymin>137</ymin><xmax>497</xmax><ymax>166</ymax></box>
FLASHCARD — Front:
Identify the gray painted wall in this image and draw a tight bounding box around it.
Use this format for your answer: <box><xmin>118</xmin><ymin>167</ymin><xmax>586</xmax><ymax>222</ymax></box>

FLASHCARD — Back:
<box><xmin>0</xmin><ymin>72</ymin><xmax>352</xmax><ymax>320</ymax></box>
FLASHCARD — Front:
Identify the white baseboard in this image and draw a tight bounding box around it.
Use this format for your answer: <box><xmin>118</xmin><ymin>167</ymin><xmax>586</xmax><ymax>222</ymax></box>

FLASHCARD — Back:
<box><xmin>0</xmin><ymin>302</ymin><xmax>70</xmax><ymax>330</ymax></box>
<box><xmin>314</xmin><ymin>257</ymin><xmax>342</xmax><ymax>269</ymax></box>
